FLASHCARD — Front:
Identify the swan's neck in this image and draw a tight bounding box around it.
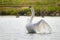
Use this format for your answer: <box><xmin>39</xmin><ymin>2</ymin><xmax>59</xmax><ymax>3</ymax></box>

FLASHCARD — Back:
<box><xmin>29</xmin><ymin>7</ymin><xmax>35</xmax><ymax>23</ymax></box>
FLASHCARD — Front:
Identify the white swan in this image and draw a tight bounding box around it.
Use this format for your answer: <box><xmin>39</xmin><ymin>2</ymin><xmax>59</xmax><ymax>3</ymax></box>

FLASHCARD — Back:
<box><xmin>26</xmin><ymin>6</ymin><xmax>36</xmax><ymax>33</ymax></box>
<box><xmin>26</xmin><ymin>6</ymin><xmax>52</xmax><ymax>33</ymax></box>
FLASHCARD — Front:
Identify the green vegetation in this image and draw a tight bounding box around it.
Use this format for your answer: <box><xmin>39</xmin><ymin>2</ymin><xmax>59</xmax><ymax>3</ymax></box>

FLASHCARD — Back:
<box><xmin>0</xmin><ymin>0</ymin><xmax>60</xmax><ymax>16</ymax></box>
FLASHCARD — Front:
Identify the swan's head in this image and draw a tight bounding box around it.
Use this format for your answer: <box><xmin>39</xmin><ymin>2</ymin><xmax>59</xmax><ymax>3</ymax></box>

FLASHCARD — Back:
<box><xmin>29</xmin><ymin>6</ymin><xmax>32</xmax><ymax>8</ymax></box>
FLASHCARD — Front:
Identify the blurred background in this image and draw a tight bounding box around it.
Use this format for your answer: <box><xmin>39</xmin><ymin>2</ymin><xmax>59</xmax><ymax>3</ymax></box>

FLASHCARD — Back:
<box><xmin>0</xmin><ymin>1</ymin><xmax>60</xmax><ymax>40</ymax></box>
<box><xmin>0</xmin><ymin>0</ymin><xmax>60</xmax><ymax>16</ymax></box>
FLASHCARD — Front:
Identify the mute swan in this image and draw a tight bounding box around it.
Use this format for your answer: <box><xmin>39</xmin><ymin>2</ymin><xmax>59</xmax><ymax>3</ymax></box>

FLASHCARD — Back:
<box><xmin>26</xmin><ymin>6</ymin><xmax>52</xmax><ymax>33</ymax></box>
<box><xmin>26</xmin><ymin>6</ymin><xmax>36</xmax><ymax>33</ymax></box>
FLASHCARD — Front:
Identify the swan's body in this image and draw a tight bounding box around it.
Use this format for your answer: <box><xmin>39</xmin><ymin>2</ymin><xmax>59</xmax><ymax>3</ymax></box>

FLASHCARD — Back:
<box><xmin>26</xmin><ymin>6</ymin><xmax>52</xmax><ymax>33</ymax></box>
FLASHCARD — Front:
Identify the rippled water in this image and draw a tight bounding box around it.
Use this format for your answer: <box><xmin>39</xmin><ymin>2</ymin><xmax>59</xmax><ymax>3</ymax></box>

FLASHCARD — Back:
<box><xmin>0</xmin><ymin>16</ymin><xmax>60</xmax><ymax>40</ymax></box>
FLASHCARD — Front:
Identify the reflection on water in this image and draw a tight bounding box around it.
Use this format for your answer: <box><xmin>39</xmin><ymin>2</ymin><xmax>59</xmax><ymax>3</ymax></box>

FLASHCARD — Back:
<box><xmin>0</xmin><ymin>16</ymin><xmax>60</xmax><ymax>40</ymax></box>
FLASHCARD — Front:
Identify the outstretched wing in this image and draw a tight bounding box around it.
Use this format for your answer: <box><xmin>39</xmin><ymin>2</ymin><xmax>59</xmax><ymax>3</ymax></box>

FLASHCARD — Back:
<box><xmin>33</xmin><ymin>19</ymin><xmax>52</xmax><ymax>33</ymax></box>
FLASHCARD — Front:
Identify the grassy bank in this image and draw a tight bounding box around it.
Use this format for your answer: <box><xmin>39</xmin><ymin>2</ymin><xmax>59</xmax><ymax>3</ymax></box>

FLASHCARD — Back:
<box><xmin>0</xmin><ymin>0</ymin><xmax>60</xmax><ymax>16</ymax></box>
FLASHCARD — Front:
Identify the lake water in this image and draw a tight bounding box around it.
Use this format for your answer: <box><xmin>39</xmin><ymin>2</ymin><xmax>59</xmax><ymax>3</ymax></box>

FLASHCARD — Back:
<box><xmin>0</xmin><ymin>16</ymin><xmax>60</xmax><ymax>40</ymax></box>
